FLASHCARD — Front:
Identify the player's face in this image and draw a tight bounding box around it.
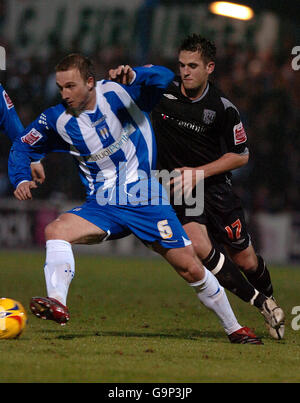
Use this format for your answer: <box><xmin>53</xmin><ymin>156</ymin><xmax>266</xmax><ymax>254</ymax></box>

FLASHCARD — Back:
<box><xmin>56</xmin><ymin>68</ymin><xmax>95</xmax><ymax>113</ymax></box>
<box><xmin>178</xmin><ymin>50</ymin><xmax>215</xmax><ymax>99</ymax></box>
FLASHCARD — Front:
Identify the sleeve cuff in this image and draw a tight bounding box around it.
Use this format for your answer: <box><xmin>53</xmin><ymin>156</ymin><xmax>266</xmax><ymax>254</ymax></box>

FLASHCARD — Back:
<box><xmin>16</xmin><ymin>180</ymin><xmax>30</xmax><ymax>188</ymax></box>
<box><xmin>129</xmin><ymin>70</ymin><xmax>137</xmax><ymax>85</ymax></box>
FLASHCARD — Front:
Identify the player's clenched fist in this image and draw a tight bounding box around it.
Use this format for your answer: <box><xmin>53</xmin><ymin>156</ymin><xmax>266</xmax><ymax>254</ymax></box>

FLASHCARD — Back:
<box><xmin>108</xmin><ymin>65</ymin><xmax>135</xmax><ymax>85</ymax></box>
<box><xmin>14</xmin><ymin>180</ymin><xmax>38</xmax><ymax>200</ymax></box>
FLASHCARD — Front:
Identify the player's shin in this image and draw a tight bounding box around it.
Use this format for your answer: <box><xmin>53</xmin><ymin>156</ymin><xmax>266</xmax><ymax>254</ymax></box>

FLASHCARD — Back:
<box><xmin>203</xmin><ymin>248</ymin><xmax>266</xmax><ymax>307</ymax></box>
<box><xmin>243</xmin><ymin>255</ymin><xmax>273</xmax><ymax>298</ymax></box>
<box><xmin>189</xmin><ymin>268</ymin><xmax>241</xmax><ymax>335</ymax></box>
<box><xmin>44</xmin><ymin>240</ymin><xmax>75</xmax><ymax>306</ymax></box>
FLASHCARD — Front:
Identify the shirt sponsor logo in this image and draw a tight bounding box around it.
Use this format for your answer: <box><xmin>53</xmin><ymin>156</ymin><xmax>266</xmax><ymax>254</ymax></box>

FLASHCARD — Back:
<box><xmin>163</xmin><ymin>93</ymin><xmax>178</xmax><ymax>100</ymax></box>
<box><xmin>3</xmin><ymin>90</ymin><xmax>13</xmax><ymax>109</ymax></box>
<box><xmin>161</xmin><ymin>113</ymin><xmax>206</xmax><ymax>135</ymax></box>
<box><xmin>233</xmin><ymin>122</ymin><xmax>247</xmax><ymax>145</ymax></box>
<box><xmin>21</xmin><ymin>128</ymin><xmax>43</xmax><ymax>145</ymax></box>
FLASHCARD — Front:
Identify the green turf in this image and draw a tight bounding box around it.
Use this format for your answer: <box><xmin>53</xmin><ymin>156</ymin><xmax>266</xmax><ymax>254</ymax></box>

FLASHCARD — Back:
<box><xmin>0</xmin><ymin>250</ymin><xmax>300</xmax><ymax>383</ymax></box>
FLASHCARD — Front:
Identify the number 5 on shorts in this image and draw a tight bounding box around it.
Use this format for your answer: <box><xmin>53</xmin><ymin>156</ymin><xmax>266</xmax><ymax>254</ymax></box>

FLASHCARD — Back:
<box><xmin>157</xmin><ymin>219</ymin><xmax>173</xmax><ymax>239</ymax></box>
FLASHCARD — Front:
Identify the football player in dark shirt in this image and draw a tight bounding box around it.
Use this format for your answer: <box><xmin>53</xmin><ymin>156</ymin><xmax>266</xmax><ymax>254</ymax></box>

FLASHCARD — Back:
<box><xmin>151</xmin><ymin>34</ymin><xmax>285</xmax><ymax>340</ymax></box>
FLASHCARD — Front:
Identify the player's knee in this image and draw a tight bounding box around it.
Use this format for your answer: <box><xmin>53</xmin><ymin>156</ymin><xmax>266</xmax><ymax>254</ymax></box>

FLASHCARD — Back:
<box><xmin>177</xmin><ymin>250</ymin><xmax>204</xmax><ymax>282</ymax></box>
<box><xmin>45</xmin><ymin>219</ymin><xmax>69</xmax><ymax>241</ymax></box>
<box><xmin>184</xmin><ymin>225</ymin><xmax>212</xmax><ymax>260</ymax></box>
<box><xmin>235</xmin><ymin>250</ymin><xmax>258</xmax><ymax>272</ymax></box>
<box><xmin>188</xmin><ymin>261</ymin><xmax>205</xmax><ymax>282</ymax></box>
<box><xmin>193</xmin><ymin>239</ymin><xmax>212</xmax><ymax>261</ymax></box>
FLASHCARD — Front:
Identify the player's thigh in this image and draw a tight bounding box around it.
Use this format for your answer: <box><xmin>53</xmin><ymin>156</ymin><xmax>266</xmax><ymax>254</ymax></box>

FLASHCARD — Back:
<box><xmin>206</xmin><ymin>203</ymin><xmax>251</xmax><ymax>252</ymax></box>
<box><xmin>204</xmin><ymin>183</ymin><xmax>251</xmax><ymax>250</ymax></box>
<box><xmin>183</xmin><ymin>221</ymin><xmax>213</xmax><ymax>260</ymax></box>
<box><xmin>125</xmin><ymin>203</ymin><xmax>191</xmax><ymax>249</ymax></box>
<box><xmin>225</xmin><ymin>243</ymin><xmax>258</xmax><ymax>271</ymax></box>
<box><xmin>152</xmin><ymin>242</ymin><xmax>205</xmax><ymax>282</ymax></box>
<box><xmin>45</xmin><ymin>213</ymin><xmax>107</xmax><ymax>244</ymax></box>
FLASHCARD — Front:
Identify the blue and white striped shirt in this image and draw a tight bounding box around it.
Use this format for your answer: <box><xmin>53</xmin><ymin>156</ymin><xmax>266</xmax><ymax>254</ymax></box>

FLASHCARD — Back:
<box><xmin>9</xmin><ymin>65</ymin><xmax>174</xmax><ymax>196</ymax></box>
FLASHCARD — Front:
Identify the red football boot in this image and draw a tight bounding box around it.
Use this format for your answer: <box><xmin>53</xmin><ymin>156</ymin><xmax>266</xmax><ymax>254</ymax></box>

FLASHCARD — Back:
<box><xmin>228</xmin><ymin>327</ymin><xmax>263</xmax><ymax>344</ymax></box>
<box><xmin>30</xmin><ymin>296</ymin><xmax>70</xmax><ymax>325</ymax></box>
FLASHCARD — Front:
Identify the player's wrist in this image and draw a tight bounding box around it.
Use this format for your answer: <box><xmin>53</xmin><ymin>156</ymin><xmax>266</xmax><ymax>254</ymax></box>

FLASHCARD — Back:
<box><xmin>16</xmin><ymin>180</ymin><xmax>30</xmax><ymax>189</ymax></box>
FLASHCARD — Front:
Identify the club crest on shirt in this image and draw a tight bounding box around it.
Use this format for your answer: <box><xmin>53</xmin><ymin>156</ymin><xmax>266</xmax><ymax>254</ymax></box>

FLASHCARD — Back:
<box><xmin>202</xmin><ymin>109</ymin><xmax>216</xmax><ymax>125</ymax></box>
<box><xmin>96</xmin><ymin>125</ymin><xmax>110</xmax><ymax>139</ymax></box>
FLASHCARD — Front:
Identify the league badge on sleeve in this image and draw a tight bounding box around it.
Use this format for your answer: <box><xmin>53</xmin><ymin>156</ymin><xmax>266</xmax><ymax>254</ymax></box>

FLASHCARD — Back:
<box><xmin>233</xmin><ymin>122</ymin><xmax>247</xmax><ymax>145</ymax></box>
<box><xmin>2</xmin><ymin>90</ymin><xmax>14</xmax><ymax>109</ymax></box>
<box><xmin>21</xmin><ymin>128</ymin><xmax>43</xmax><ymax>145</ymax></box>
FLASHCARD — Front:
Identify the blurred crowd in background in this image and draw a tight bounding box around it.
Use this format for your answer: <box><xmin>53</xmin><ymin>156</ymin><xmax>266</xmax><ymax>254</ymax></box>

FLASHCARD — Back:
<box><xmin>0</xmin><ymin>28</ymin><xmax>299</xmax><ymax>213</ymax></box>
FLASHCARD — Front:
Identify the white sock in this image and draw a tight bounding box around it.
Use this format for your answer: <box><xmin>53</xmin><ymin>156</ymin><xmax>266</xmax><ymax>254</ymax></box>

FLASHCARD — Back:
<box><xmin>44</xmin><ymin>240</ymin><xmax>75</xmax><ymax>306</ymax></box>
<box><xmin>190</xmin><ymin>268</ymin><xmax>242</xmax><ymax>335</ymax></box>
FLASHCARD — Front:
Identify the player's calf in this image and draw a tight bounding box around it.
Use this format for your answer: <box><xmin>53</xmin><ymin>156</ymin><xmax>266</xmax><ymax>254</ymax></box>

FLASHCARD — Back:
<box><xmin>243</xmin><ymin>255</ymin><xmax>274</xmax><ymax>297</ymax></box>
<box><xmin>156</xmin><ymin>244</ymin><xmax>246</xmax><ymax>340</ymax></box>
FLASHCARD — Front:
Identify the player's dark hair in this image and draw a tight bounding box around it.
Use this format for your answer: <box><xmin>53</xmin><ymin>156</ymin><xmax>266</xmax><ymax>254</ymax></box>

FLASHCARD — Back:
<box><xmin>55</xmin><ymin>53</ymin><xmax>96</xmax><ymax>86</ymax></box>
<box><xmin>179</xmin><ymin>34</ymin><xmax>216</xmax><ymax>64</ymax></box>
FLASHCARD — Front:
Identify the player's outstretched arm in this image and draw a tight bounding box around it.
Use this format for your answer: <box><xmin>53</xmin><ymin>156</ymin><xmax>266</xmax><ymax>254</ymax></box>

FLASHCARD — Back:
<box><xmin>108</xmin><ymin>64</ymin><xmax>174</xmax><ymax>113</ymax></box>
<box><xmin>108</xmin><ymin>64</ymin><xmax>174</xmax><ymax>89</ymax></box>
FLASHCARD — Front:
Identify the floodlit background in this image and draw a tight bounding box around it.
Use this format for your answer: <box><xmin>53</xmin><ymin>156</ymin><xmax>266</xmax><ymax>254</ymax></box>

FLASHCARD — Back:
<box><xmin>0</xmin><ymin>0</ymin><xmax>299</xmax><ymax>263</ymax></box>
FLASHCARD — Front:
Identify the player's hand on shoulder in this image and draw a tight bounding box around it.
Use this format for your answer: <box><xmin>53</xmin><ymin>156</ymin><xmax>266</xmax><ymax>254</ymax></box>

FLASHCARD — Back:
<box><xmin>14</xmin><ymin>181</ymin><xmax>38</xmax><ymax>201</ymax></box>
<box><xmin>108</xmin><ymin>65</ymin><xmax>135</xmax><ymax>85</ymax></box>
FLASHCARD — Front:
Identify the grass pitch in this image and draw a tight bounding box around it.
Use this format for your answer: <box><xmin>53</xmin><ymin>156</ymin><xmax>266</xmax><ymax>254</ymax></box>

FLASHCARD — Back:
<box><xmin>0</xmin><ymin>250</ymin><xmax>300</xmax><ymax>383</ymax></box>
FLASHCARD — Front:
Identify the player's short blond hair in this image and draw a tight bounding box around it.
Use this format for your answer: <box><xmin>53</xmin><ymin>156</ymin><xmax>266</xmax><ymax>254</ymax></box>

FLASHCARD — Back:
<box><xmin>55</xmin><ymin>53</ymin><xmax>96</xmax><ymax>86</ymax></box>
